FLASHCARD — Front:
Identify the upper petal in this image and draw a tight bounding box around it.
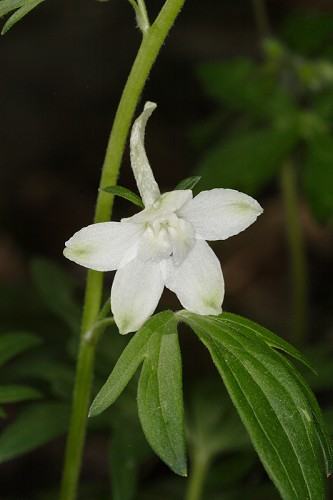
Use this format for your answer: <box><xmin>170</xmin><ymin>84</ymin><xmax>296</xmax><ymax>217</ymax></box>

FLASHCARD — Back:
<box><xmin>178</xmin><ymin>188</ymin><xmax>263</xmax><ymax>241</ymax></box>
<box><xmin>123</xmin><ymin>190</ymin><xmax>192</xmax><ymax>224</ymax></box>
<box><xmin>111</xmin><ymin>258</ymin><xmax>164</xmax><ymax>334</ymax></box>
<box><xmin>162</xmin><ymin>239</ymin><xmax>224</xmax><ymax>315</ymax></box>
<box><xmin>63</xmin><ymin>221</ymin><xmax>144</xmax><ymax>272</ymax></box>
<box><xmin>130</xmin><ymin>102</ymin><xmax>161</xmax><ymax>206</ymax></box>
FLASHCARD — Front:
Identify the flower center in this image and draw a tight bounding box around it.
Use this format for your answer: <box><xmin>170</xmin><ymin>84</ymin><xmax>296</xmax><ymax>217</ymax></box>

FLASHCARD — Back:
<box><xmin>138</xmin><ymin>212</ymin><xmax>195</xmax><ymax>265</ymax></box>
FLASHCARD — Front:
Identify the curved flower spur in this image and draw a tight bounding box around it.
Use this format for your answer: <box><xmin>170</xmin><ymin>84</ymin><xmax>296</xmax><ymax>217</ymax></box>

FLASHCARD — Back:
<box><xmin>64</xmin><ymin>102</ymin><xmax>263</xmax><ymax>334</ymax></box>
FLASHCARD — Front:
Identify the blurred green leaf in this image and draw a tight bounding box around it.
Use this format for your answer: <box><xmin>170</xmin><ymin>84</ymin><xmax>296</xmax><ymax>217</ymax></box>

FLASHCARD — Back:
<box><xmin>137</xmin><ymin>314</ymin><xmax>186</xmax><ymax>476</ymax></box>
<box><xmin>282</xmin><ymin>12</ymin><xmax>333</xmax><ymax>56</ymax></box>
<box><xmin>197</xmin><ymin>60</ymin><xmax>294</xmax><ymax>119</ymax></box>
<box><xmin>0</xmin><ymin>407</ymin><xmax>6</xmax><ymax>418</ymax></box>
<box><xmin>109</xmin><ymin>420</ymin><xmax>150</xmax><ymax>500</ymax></box>
<box><xmin>174</xmin><ymin>176</ymin><xmax>201</xmax><ymax>191</ymax></box>
<box><xmin>2</xmin><ymin>356</ymin><xmax>74</xmax><ymax>400</ymax></box>
<box><xmin>0</xmin><ymin>384</ymin><xmax>42</xmax><ymax>403</ymax></box>
<box><xmin>303</xmin><ymin>133</ymin><xmax>333</xmax><ymax>224</ymax></box>
<box><xmin>100</xmin><ymin>185</ymin><xmax>144</xmax><ymax>209</ymax></box>
<box><xmin>206</xmin><ymin>453</ymin><xmax>257</xmax><ymax>491</ymax></box>
<box><xmin>178</xmin><ymin>311</ymin><xmax>332</xmax><ymax>499</ymax></box>
<box><xmin>1</xmin><ymin>0</ymin><xmax>45</xmax><ymax>35</ymax></box>
<box><xmin>313</xmin><ymin>91</ymin><xmax>333</xmax><ymax>121</ymax></box>
<box><xmin>31</xmin><ymin>258</ymin><xmax>81</xmax><ymax>333</ymax></box>
<box><xmin>187</xmin><ymin>379</ymin><xmax>249</xmax><ymax>464</ymax></box>
<box><xmin>302</xmin><ymin>344</ymin><xmax>333</xmax><ymax>391</ymax></box>
<box><xmin>197</xmin><ymin>128</ymin><xmax>297</xmax><ymax>194</ymax></box>
<box><xmin>0</xmin><ymin>332</ymin><xmax>42</xmax><ymax>367</ymax></box>
<box><xmin>0</xmin><ymin>401</ymin><xmax>70</xmax><ymax>461</ymax></box>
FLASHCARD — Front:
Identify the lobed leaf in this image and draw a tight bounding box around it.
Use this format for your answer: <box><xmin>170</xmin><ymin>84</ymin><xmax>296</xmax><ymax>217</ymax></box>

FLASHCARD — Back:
<box><xmin>0</xmin><ymin>332</ymin><xmax>42</xmax><ymax>368</ymax></box>
<box><xmin>0</xmin><ymin>401</ymin><xmax>70</xmax><ymax>461</ymax></box>
<box><xmin>89</xmin><ymin>311</ymin><xmax>174</xmax><ymax>417</ymax></box>
<box><xmin>179</xmin><ymin>311</ymin><xmax>330</xmax><ymax>499</ymax></box>
<box><xmin>219</xmin><ymin>312</ymin><xmax>315</xmax><ymax>372</ymax></box>
<box><xmin>100</xmin><ymin>185</ymin><xmax>144</xmax><ymax>209</ymax></box>
<box><xmin>90</xmin><ymin>311</ymin><xmax>186</xmax><ymax>476</ymax></box>
<box><xmin>1</xmin><ymin>0</ymin><xmax>45</xmax><ymax>35</ymax></box>
<box><xmin>0</xmin><ymin>0</ymin><xmax>26</xmax><ymax>16</ymax></box>
<box><xmin>137</xmin><ymin>314</ymin><xmax>186</xmax><ymax>476</ymax></box>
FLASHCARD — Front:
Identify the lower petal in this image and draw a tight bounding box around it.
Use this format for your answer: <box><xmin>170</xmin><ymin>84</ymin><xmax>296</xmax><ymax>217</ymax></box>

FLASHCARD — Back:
<box><xmin>163</xmin><ymin>240</ymin><xmax>224</xmax><ymax>315</ymax></box>
<box><xmin>111</xmin><ymin>258</ymin><xmax>164</xmax><ymax>334</ymax></box>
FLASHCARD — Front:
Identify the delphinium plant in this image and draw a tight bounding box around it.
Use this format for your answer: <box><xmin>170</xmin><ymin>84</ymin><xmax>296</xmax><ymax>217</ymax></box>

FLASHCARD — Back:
<box><xmin>0</xmin><ymin>1</ymin><xmax>332</xmax><ymax>500</ymax></box>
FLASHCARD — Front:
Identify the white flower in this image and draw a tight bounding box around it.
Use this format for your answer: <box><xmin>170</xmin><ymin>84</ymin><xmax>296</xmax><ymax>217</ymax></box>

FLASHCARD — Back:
<box><xmin>64</xmin><ymin>102</ymin><xmax>263</xmax><ymax>334</ymax></box>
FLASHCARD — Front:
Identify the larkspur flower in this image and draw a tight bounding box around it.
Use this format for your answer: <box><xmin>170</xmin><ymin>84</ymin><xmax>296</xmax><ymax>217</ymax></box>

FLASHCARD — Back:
<box><xmin>64</xmin><ymin>102</ymin><xmax>263</xmax><ymax>334</ymax></box>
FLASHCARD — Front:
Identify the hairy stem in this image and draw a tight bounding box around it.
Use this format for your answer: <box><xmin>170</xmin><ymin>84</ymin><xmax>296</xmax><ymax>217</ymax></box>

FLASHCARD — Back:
<box><xmin>280</xmin><ymin>160</ymin><xmax>308</xmax><ymax>345</ymax></box>
<box><xmin>59</xmin><ymin>1</ymin><xmax>186</xmax><ymax>499</ymax></box>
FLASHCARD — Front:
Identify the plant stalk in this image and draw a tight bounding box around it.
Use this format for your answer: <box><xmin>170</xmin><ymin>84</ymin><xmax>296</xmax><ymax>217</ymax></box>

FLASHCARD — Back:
<box><xmin>59</xmin><ymin>1</ymin><xmax>186</xmax><ymax>498</ymax></box>
<box><xmin>280</xmin><ymin>160</ymin><xmax>308</xmax><ymax>345</ymax></box>
<box><xmin>185</xmin><ymin>455</ymin><xmax>210</xmax><ymax>500</ymax></box>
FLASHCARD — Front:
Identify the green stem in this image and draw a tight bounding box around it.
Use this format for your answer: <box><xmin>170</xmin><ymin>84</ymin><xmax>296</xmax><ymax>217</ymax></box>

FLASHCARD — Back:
<box><xmin>59</xmin><ymin>1</ymin><xmax>186</xmax><ymax>499</ymax></box>
<box><xmin>280</xmin><ymin>160</ymin><xmax>308</xmax><ymax>346</ymax></box>
<box><xmin>185</xmin><ymin>455</ymin><xmax>210</xmax><ymax>500</ymax></box>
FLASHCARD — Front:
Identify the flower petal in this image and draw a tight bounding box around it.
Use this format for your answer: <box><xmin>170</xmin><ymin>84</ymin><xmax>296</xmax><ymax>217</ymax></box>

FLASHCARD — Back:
<box><xmin>162</xmin><ymin>240</ymin><xmax>224</xmax><ymax>315</ymax></box>
<box><xmin>111</xmin><ymin>258</ymin><xmax>164</xmax><ymax>334</ymax></box>
<box><xmin>63</xmin><ymin>222</ymin><xmax>143</xmax><ymax>272</ymax></box>
<box><xmin>178</xmin><ymin>188</ymin><xmax>263</xmax><ymax>240</ymax></box>
<box><xmin>123</xmin><ymin>190</ymin><xmax>192</xmax><ymax>224</ymax></box>
<box><xmin>130</xmin><ymin>102</ymin><xmax>161</xmax><ymax>206</ymax></box>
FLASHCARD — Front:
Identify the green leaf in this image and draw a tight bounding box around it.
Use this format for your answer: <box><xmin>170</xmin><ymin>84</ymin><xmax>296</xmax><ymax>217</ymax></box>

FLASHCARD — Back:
<box><xmin>0</xmin><ymin>0</ymin><xmax>26</xmax><ymax>17</ymax></box>
<box><xmin>282</xmin><ymin>12</ymin><xmax>333</xmax><ymax>56</ymax></box>
<box><xmin>137</xmin><ymin>314</ymin><xmax>186</xmax><ymax>476</ymax></box>
<box><xmin>3</xmin><ymin>357</ymin><xmax>74</xmax><ymax>400</ymax></box>
<box><xmin>219</xmin><ymin>312</ymin><xmax>315</xmax><ymax>372</ymax></box>
<box><xmin>303</xmin><ymin>133</ymin><xmax>333</xmax><ymax>224</ymax></box>
<box><xmin>0</xmin><ymin>332</ymin><xmax>42</xmax><ymax>368</ymax></box>
<box><xmin>100</xmin><ymin>185</ymin><xmax>144</xmax><ymax>208</ymax></box>
<box><xmin>197</xmin><ymin>60</ymin><xmax>295</xmax><ymax>119</ymax></box>
<box><xmin>0</xmin><ymin>384</ymin><xmax>42</xmax><ymax>403</ymax></box>
<box><xmin>90</xmin><ymin>311</ymin><xmax>186</xmax><ymax>476</ymax></box>
<box><xmin>0</xmin><ymin>407</ymin><xmax>6</xmax><ymax>419</ymax></box>
<box><xmin>174</xmin><ymin>176</ymin><xmax>201</xmax><ymax>191</ymax></box>
<box><xmin>1</xmin><ymin>0</ymin><xmax>45</xmax><ymax>35</ymax></box>
<box><xmin>0</xmin><ymin>401</ymin><xmax>70</xmax><ymax>461</ymax></box>
<box><xmin>273</xmin><ymin>351</ymin><xmax>333</xmax><ymax>477</ymax></box>
<box><xmin>197</xmin><ymin>128</ymin><xmax>297</xmax><ymax>195</ymax></box>
<box><xmin>31</xmin><ymin>258</ymin><xmax>81</xmax><ymax>333</ymax></box>
<box><xmin>89</xmin><ymin>312</ymin><xmax>174</xmax><ymax>417</ymax></box>
<box><xmin>179</xmin><ymin>311</ymin><xmax>330</xmax><ymax>499</ymax></box>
